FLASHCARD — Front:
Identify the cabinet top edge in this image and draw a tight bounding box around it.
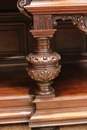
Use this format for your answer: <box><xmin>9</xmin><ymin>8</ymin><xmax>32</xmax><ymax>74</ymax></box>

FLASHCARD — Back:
<box><xmin>24</xmin><ymin>0</ymin><xmax>87</xmax><ymax>14</ymax></box>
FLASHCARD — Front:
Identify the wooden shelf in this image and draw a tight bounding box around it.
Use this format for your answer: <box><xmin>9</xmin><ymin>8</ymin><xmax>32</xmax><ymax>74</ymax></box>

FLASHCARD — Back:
<box><xmin>29</xmin><ymin>63</ymin><xmax>87</xmax><ymax>127</ymax></box>
<box><xmin>0</xmin><ymin>67</ymin><xmax>35</xmax><ymax>124</ymax></box>
<box><xmin>1</xmin><ymin>63</ymin><xmax>87</xmax><ymax>126</ymax></box>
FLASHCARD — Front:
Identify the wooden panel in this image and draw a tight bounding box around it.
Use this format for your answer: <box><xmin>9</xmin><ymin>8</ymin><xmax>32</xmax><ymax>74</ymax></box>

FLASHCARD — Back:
<box><xmin>0</xmin><ymin>0</ymin><xmax>18</xmax><ymax>12</ymax></box>
<box><xmin>50</xmin><ymin>21</ymin><xmax>87</xmax><ymax>63</ymax></box>
<box><xmin>0</xmin><ymin>14</ymin><xmax>87</xmax><ymax>65</ymax></box>
<box><xmin>55</xmin><ymin>28</ymin><xmax>86</xmax><ymax>52</ymax></box>
<box><xmin>0</xmin><ymin>23</ymin><xmax>26</xmax><ymax>55</ymax></box>
<box><xmin>53</xmin><ymin>21</ymin><xmax>86</xmax><ymax>53</ymax></box>
<box><xmin>0</xmin><ymin>12</ymin><xmax>32</xmax><ymax>66</ymax></box>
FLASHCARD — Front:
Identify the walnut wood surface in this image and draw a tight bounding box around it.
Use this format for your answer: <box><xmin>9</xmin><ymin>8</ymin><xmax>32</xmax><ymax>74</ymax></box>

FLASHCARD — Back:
<box><xmin>0</xmin><ymin>67</ymin><xmax>35</xmax><ymax>124</ymax></box>
<box><xmin>2</xmin><ymin>0</ymin><xmax>87</xmax><ymax>128</ymax></box>
<box><xmin>24</xmin><ymin>0</ymin><xmax>87</xmax><ymax>14</ymax></box>
<box><xmin>30</xmin><ymin>63</ymin><xmax>87</xmax><ymax>127</ymax></box>
<box><xmin>55</xmin><ymin>63</ymin><xmax>87</xmax><ymax>97</ymax></box>
<box><xmin>0</xmin><ymin>64</ymin><xmax>87</xmax><ymax>125</ymax></box>
<box><xmin>22</xmin><ymin>0</ymin><xmax>87</xmax><ymax>126</ymax></box>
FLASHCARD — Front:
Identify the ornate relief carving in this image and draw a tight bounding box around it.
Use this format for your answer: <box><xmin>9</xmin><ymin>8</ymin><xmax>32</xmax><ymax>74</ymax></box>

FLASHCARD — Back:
<box><xmin>26</xmin><ymin>52</ymin><xmax>61</xmax><ymax>65</ymax></box>
<box><xmin>26</xmin><ymin>65</ymin><xmax>61</xmax><ymax>82</ymax></box>
<box><xmin>70</xmin><ymin>15</ymin><xmax>87</xmax><ymax>34</ymax></box>
<box><xmin>26</xmin><ymin>36</ymin><xmax>61</xmax><ymax>95</ymax></box>
<box><xmin>53</xmin><ymin>15</ymin><xmax>87</xmax><ymax>34</ymax></box>
<box><xmin>17</xmin><ymin>0</ymin><xmax>32</xmax><ymax>19</ymax></box>
<box><xmin>33</xmin><ymin>15</ymin><xmax>52</xmax><ymax>30</ymax></box>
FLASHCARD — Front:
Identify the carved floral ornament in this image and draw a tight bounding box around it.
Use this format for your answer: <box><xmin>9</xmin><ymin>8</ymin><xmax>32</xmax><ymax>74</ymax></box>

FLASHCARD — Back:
<box><xmin>17</xmin><ymin>0</ymin><xmax>87</xmax><ymax>34</ymax></box>
<box><xmin>26</xmin><ymin>66</ymin><xmax>61</xmax><ymax>82</ymax></box>
<box><xmin>52</xmin><ymin>15</ymin><xmax>87</xmax><ymax>34</ymax></box>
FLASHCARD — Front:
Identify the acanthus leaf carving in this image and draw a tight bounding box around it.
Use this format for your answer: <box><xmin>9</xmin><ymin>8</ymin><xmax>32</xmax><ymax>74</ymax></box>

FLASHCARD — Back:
<box><xmin>26</xmin><ymin>65</ymin><xmax>61</xmax><ymax>82</ymax></box>
<box><xmin>53</xmin><ymin>15</ymin><xmax>87</xmax><ymax>34</ymax></box>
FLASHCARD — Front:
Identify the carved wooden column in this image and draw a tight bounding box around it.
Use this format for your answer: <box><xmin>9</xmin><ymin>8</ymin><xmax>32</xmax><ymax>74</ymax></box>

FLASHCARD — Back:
<box><xmin>17</xmin><ymin>0</ymin><xmax>87</xmax><ymax>129</ymax></box>
<box><xmin>17</xmin><ymin>0</ymin><xmax>61</xmax><ymax>96</ymax></box>
<box><xmin>26</xmin><ymin>15</ymin><xmax>61</xmax><ymax>95</ymax></box>
<box><xmin>17</xmin><ymin>0</ymin><xmax>87</xmax><ymax>96</ymax></box>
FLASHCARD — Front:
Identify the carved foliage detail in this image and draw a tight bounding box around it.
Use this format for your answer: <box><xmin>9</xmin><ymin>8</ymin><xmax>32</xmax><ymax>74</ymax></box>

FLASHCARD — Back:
<box><xmin>34</xmin><ymin>15</ymin><xmax>52</xmax><ymax>30</ymax></box>
<box><xmin>26</xmin><ymin>65</ymin><xmax>61</xmax><ymax>82</ymax></box>
<box><xmin>53</xmin><ymin>15</ymin><xmax>87</xmax><ymax>34</ymax></box>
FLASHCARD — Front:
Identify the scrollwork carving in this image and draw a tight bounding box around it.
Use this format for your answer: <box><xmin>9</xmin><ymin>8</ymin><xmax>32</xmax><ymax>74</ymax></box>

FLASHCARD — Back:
<box><xmin>17</xmin><ymin>0</ymin><xmax>32</xmax><ymax>20</ymax></box>
<box><xmin>53</xmin><ymin>15</ymin><xmax>87</xmax><ymax>34</ymax></box>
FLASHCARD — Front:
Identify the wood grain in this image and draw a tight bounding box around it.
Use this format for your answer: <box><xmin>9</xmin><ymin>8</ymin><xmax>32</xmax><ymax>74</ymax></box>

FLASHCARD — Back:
<box><xmin>24</xmin><ymin>0</ymin><xmax>87</xmax><ymax>14</ymax></box>
<box><xmin>30</xmin><ymin>63</ymin><xmax>87</xmax><ymax>127</ymax></box>
<box><xmin>0</xmin><ymin>67</ymin><xmax>35</xmax><ymax>124</ymax></box>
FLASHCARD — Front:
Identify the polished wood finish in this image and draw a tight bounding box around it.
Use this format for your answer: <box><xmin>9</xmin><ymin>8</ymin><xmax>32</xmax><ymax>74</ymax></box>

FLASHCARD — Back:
<box><xmin>0</xmin><ymin>12</ymin><xmax>87</xmax><ymax>66</ymax></box>
<box><xmin>26</xmin><ymin>29</ymin><xmax>61</xmax><ymax>95</ymax></box>
<box><xmin>0</xmin><ymin>12</ymin><xmax>31</xmax><ymax>67</ymax></box>
<box><xmin>1</xmin><ymin>0</ymin><xmax>87</xmax><ymax>129</ymax></box>
<box><xmin>22</xmin><ymin>0</ymin><xmax>87</xmax><ymax>97</ymax></box>
<box><xmin>0</xmin><ymin>66</ymin><xmax>35</xmax><ymax>124</ymax></box>
<box><xmin>24</xmin><ymin>0</ymin><xmax>87</xmax><ymax>14</ymax></box>
<box><xmin>17</xmin><ymin>0</ymin><xmax>87</xmax><ymax>129</ymax></box>
<box><xmin>30</xmin><ymin>63</ymin><xmax>87</xmax><ymax>127</ymax></box>
<box><xmin>1</xmin><ymin>63</ymin><xmax>87</xmax><ymax>126</ymax></box>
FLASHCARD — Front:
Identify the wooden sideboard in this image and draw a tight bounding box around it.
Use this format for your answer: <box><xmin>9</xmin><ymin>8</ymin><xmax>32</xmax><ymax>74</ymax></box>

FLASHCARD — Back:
<box><xmin>1</xmin><ymin>0</ymin><xmax>87</xmax><ymax>130</ymax></box>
